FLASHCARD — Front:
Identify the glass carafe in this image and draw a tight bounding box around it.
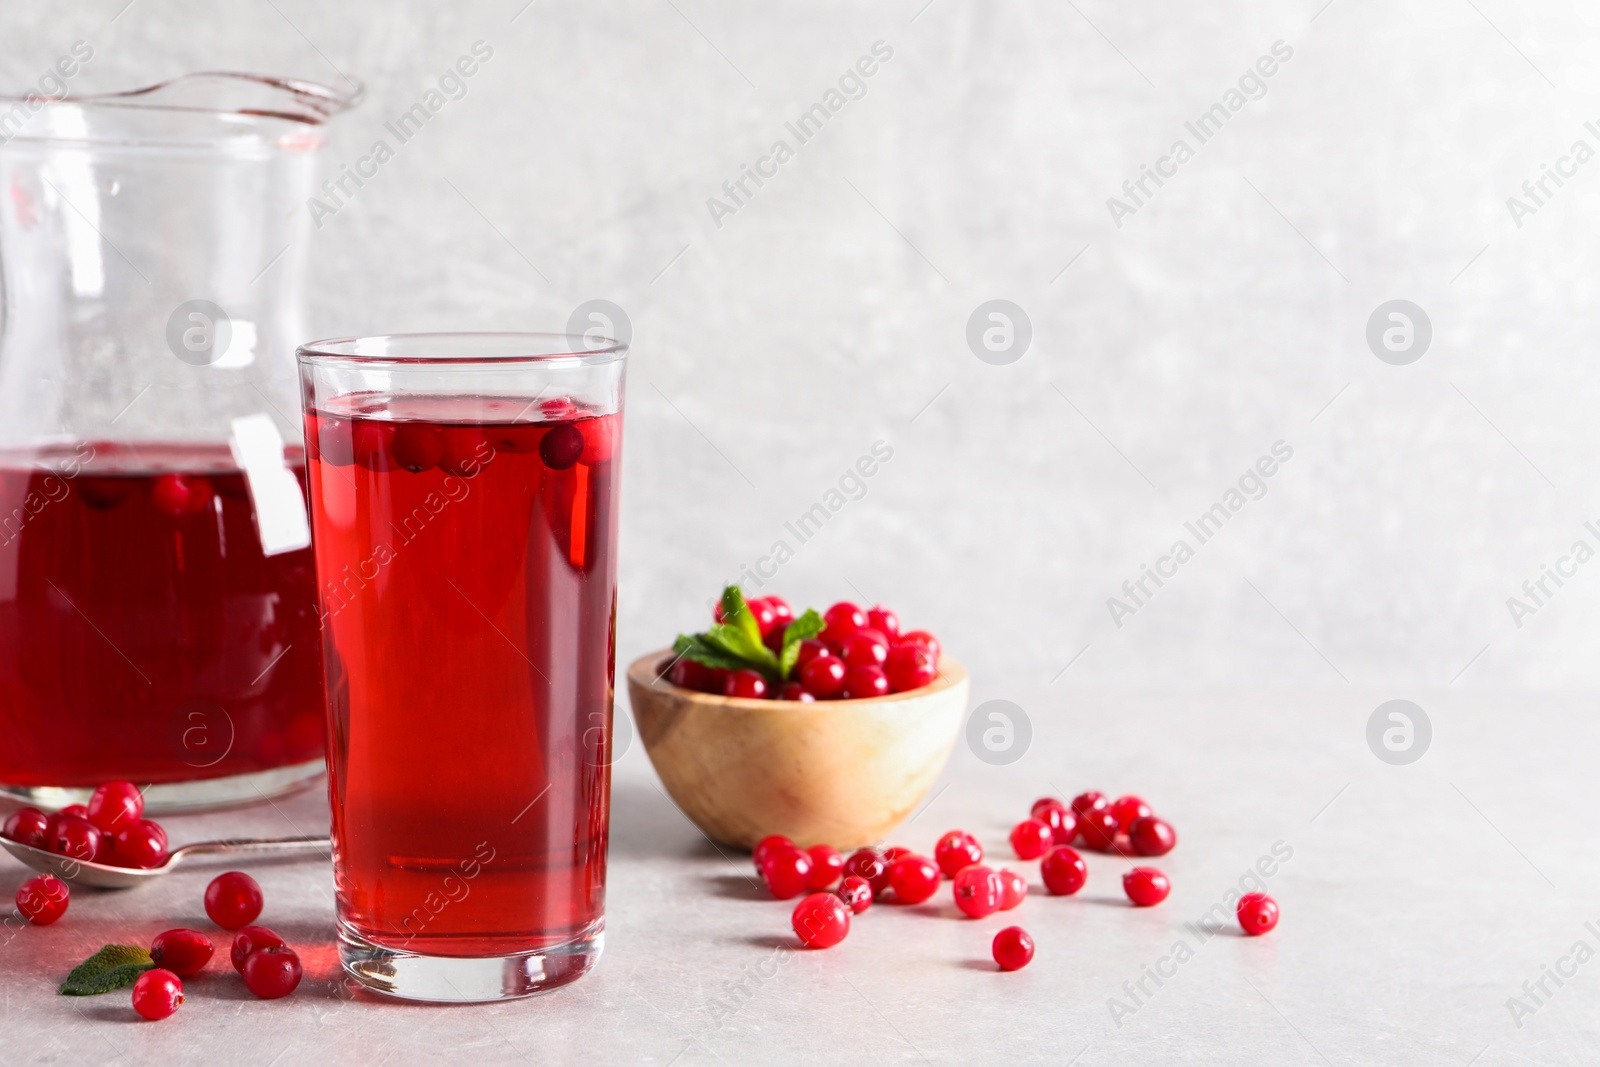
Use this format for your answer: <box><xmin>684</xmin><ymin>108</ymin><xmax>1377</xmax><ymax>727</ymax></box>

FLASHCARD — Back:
<box><xmin>0</xmin><ymin>73</ymin><xmax>360</xmax><ymax>811</ymax></box>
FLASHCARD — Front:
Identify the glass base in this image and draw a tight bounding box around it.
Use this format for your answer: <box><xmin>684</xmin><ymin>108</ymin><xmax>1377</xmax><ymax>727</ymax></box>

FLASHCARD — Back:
<box><xmin>0</xmin><ymin>758</ymin><xmax>326</xmax><ymax>815</ymax></box>
<box><xmin>338</xmin><ymin>919</ymin><xmax>603</xmax><ymax>1003</ymax></box>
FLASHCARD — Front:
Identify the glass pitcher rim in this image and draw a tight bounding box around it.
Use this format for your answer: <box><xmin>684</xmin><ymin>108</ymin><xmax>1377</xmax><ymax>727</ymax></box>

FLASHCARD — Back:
<box><xmin>0</xmin><ymin>71</ymin><xmax>364</xmax><ymax>130</ymax></box>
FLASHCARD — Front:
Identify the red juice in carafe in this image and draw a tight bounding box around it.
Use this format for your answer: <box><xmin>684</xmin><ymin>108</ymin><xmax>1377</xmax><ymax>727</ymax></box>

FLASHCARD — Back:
<box><xmin>305</xmin><ymin>396</ymin><xmax>620</xmax><ymax>958</ymax></box>
<box><xmin>0</xmin><ymin>442</ymin><xmax>325</xmax><ymax>790</ymax></box>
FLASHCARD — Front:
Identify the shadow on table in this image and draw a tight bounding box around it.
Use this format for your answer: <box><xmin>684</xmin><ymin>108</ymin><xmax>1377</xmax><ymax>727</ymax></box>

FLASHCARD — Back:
<box><xmin>609</xmin><ymin>779</ymin><xmax>728</xmax><ymax>862</ymax></box>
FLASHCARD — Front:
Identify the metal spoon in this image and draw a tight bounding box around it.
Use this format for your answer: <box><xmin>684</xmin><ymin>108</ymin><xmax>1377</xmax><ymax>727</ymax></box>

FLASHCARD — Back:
<box><xmin>1</xmin><ymin>834</ymin><xmax>329</xmax><ymax>889</ymax></box>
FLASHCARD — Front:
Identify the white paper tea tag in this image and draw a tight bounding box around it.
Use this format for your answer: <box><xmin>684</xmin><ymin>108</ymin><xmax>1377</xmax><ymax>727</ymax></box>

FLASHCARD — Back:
<box><xmin>229</xmin><ymin>413</ymin><xmax>312</xmax><ymax>557</ymax></box>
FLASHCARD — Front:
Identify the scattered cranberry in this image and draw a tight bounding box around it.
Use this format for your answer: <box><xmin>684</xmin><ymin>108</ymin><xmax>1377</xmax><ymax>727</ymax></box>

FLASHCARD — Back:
<box><xmin>131</xmin><ymin>968</ymin><xmax>184</xmax><ymax>1020</ymax></box>
<box><xmin>753</xmin><ymin>834</ymin><xmax>793</xmax><ymax>871</ymax></box>
<box><xmin>792</xmin><ymin>892</ymin><xmax>851</xmax><ymax>949</ymax></box>
<box><xmin>843</xmin><ymin>664</ymin><xmax>890</xmax><ymax>700</ymax></box>
<box><xmin>953</xmin><ymin>864</ymin><xmax>1002</xmax><ymax>919</ymax></box>
<box><xmin>934</xmin><ymin>830</ymin><xmax>983</xmax><ymax>879</ymax></box>
<box><xmin>1030</xmin><ymin>800</ymin><xmax>1079</xmax><ymax>846</ymax></box>
<box><xmin>16</xmin><ymin>874</ymin><xmax>68</xmax><ymax>924</ymax></box>
<box><xmin>241</xmin><ymin>945</ymin><xmax>302</xmax><ymax>999</ymax></box>
<box><xmin>842</xmin><ymin>848</ymin><xmax>891</xmax><ymax>897</ymax></box>
<box><xmin>1071</xmin><ymin>791</ymin><xmax>1109</xmax><ymax>818</ymax></box>
<box><xmin>150</xmin><ymin>929</ymin><xmax>214</xmax><ymax>976</ymax></box>
<box><xmin>1110</xmin><ymin>795</ymin><xmax>1152</xmax><ymax>831</ymax></box>
<box><xmin>204</xmin><ymin>871</ymin><xmax>264</xmax><ymax>929</ymax></box>
<box><xmin>896</xmin><ymin>630</ymin><xmax>941</xmax><ymax>663</ymax></box>
<box><xmin>883</xmin><ymin>643</ymin><xmax>937</xmax><ymax>693</ymax></box>
<box><xmin>992</xmin><ymin>926</ymin><xmax>1035</xmax><ymax>971</ymax></box>
<box><xmin>111</xmin><ymin>820</ymin><xmax>168</xmax><ymax>869</ymax></box>
<box><xmin>230</xmin><ymin>926</ymin><xmax>286</xmax><ymax>973</ymax></box>
<box><xmin>539</xmin><ymin>423</ymin><xmax>585</xmax><ymax>470</ymax></box>
<box><xmin>58</xmin><ymin>804</ymin><xmax>89</xmax><ymax>820</ymax></box>
<box><xmin>882</xmin><ymin>846</ymin><xmax>912</xmax><ymax>864</ymax></box>
<box><xmin>866</xmin><ymin>605</ymin><xmax>900</xmax><ymax>640</ymax></box>
<box><xmin>759</xmin><ymin>844</ymin><xmax>814</xmax><ymax>900</ymax></box>
<box><xmin>798</xmin><ymin>655</ymin><xmax>847</xmax><ymax>699</ymax></box>
<box><xmin>48</xmin><ymin>813</ymin><xmax>104</xmax><ymax>863</ymax></box>
<box><xmin>1123</xmin><ymin>867</ymin><xmax>1171</xmax><ymax>907</ymax></box>
<box><xmin>837</xmin><ymin>876</ymin><xmax>873</xmax><ymax>914</ymax></box>
<box><xmin>888</xmin><ymin>854</ymin><xmax>941</xmax><ymax>905</ymax></box>
<box><xmin>1077</xmin><ymin>810</ymin><xmax>1120</xmax><ymax>852</ymax></box>
<box><xmin>3</xmin><ymin>807</ymin><xmax>50</xmax><ymax>849</ymax></box>
<box><xmin>1128</xmin><ymin>816</ymin><xmax>1177</xmax><ymax>857</ymax></box>
<box><xmin>997</xmin><ymin>868</ymin><xmax>1028</xmax><ymax>911</ymax></box>
<box><xmin>1009</xmin><ymin>819</ymin><xmax>1054</xmax><ymax>860</ymax></box>
<box><xmin>1237</xmin><ymin>892</ymin><xmax>1279</xmax><ymax>935</ymax></box>
<box><xmin>86</xmin><ymin>781</ymin><xmax>143</xmax><ymax>834</ymax></box>
<box><xmin>806</xmin><ymin>845</ymin><xmax>844</xmax><ymax>890</ymax></box>
<box><xmin>723</xmin><ymin>669</ymin><xmax>769</xmax><ymax>700</ymax></box>
<box><xmin>776</xmin><ymin>682</ymin><xmax>815</xmax><ymax>702</ymax></box>
<box><xmin>1040</xmin><ymin>846</ymin><xmax>1087</xmax><ymax>896</ymax></box>
<box><xmin>840</xmin><ymin>629</ymin><xmax>889</xmax><ymax>669</ymax></box>
<box><xmin>820</xmin><ymin>602</ymin><xmax>867</xmax><ymax>647</ymax></box>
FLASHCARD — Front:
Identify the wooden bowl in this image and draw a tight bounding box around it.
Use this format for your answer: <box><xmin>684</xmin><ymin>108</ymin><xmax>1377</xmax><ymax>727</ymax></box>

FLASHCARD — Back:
<box><xmin>626</xmin><ymin>650</ymin><xmax>969</xmax><ymax>851</ymax></box>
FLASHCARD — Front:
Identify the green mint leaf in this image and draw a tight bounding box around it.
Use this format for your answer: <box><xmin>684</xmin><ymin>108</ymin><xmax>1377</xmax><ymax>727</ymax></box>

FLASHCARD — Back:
<box><xmin>59</xmin><ymin>944</ymin><xmax>155</xmax><ymax>996</ymax></box>
<box><xmin>779</xmin><ymin>609</ymin><xmax>825</xmax><ymax>679</ymax></box>
<box><xmin>670</xmin><ymin>634</ymin><xmax>752</xmax><ymax>673</ymax></box>
<box><xmin>719</xmin><ymin>586</ymin><xmax>763</xmax><ymax>649</ymax></box>
<box><xmin>703</xmin><ymin>623</ymin><xmax>780</xmax><ymax>677</ymax></box>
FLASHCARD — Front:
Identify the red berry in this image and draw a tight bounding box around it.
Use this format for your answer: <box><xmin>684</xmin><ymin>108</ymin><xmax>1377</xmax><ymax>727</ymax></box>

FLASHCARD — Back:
<box><xmin>1123</xmin><ymin>866</ymin><xmax>1171</xmax><ymax>907</ymax></box>
<box><xmin>840</xmin><ymin>629</ymin><xmax>889</xmax><ymax>669</ymax></box>
<box><xmin>230</xmin><ymin>926</ymin><xmax>286</xmax><ymax>973</ymax></box>
<box><xmin>390</xmin><ymin>424</ymin><xmax>443</xmax><ymax>472</ymax></box>
<box><xmin>111</xmin><ymin>820</ymin><xmax>168</xmax><ymax>869</ymax></box>
<box><xmin>837</xmin><ymin>875</ymin><xmax>873</xmax><ymax>914</ymax></box>
<box><xmin>753</xmin><ymin>834</ymin><xmax>793</xmax><ymax>871</ymax></box>
<box><xmin>131</xmin><ymin>968</ymin><xmax>184</xmax><ymax>1020</ymax></box>
<box><xmin>351</xmin><ymin>422</ymin><xmax>396</xmax><ymax>471</ymax></box>
<box><xmin>151</xmin><ymin>472</ymin><xmax>214</xmax><ymax>516</ymax></box>
<box><xmin>539</xmin><ymin>423</ymin><xmax>585</xmax><ymax>469</ymax></box>
<box><xmin>1237</xmin><ymin>892</ymin><xmax>1279</xmax><ymax>935</ymax></box>
<box><xmin>723</xmin><ymin>669</ymin><xmax>769</xmax><ymax>700</ymax></box>
<box><xmin>48</xmin><ymin>814</ymin><xmax>104</xmax><ymax>863</ymax></box>
<box><xmin>883</xmin><ymin>643</ymin><xmax>937</xmax><ymax>693</ymax></box>
<box><xmin>793</xmin><ymin>639</ymin><xmax>830</xmax><ymax>670</ymax></box>
<box><xmin>574</xmin><ymin>416</ymin><xmax>614</xmax><ymax>464</ymax></box>
<box><xmin>150</xmin><ymin>929</ymin><xmax>214</xmax><ymax>976</ymax></box>
<box><xmin>1040</xmin><ymin>846</ymin><xmax>1087</xmax><ymax>896</ymax></box>
<box><xmin>1077</xmin><ymin>810</ymin><xmax>1120</xmax><ymax>852</ymax></box>
<box><xmin>843</xmin><ymin>664</ymin><xmax>889</xmax><ymax>700</ymax></box>
<box><xmin>992</xmin><ymin>926</ymin><xmax>1035</xmax><ymax>971</ymax></box>
<box><xmin>777</xmin><ymin>682</ymin><xmax>814</xmax><ymax>702</ymax></box>
<box><xmin>1110</xmin><ymin>795</ymin><xmax>1152</xmax><ymax>831</ymax></box>
<box><xmin>439</xmin><ymin>427</ymin><xmax>490</xmax><ymax>477</ymax></box>
<box><xmin>759</xmin><ymin>844</ymin><xmax>814</xmax><ymax>900</ymax></box>
<box><xmin>953</xmin><ymin>864</ymin><xmax>1002</xmax><ymax>919</ymax></box>
<box><xmin>668</xmin><ymin>658</ymin><xmax>724</xmax><ymax>694</ymax></box>
<box><xmin>806</xmin><ymin>845</ymin><xmax>844</xmax><ymax>890</ymax></box>
<box><xmin>791</xmin><ymin>892</ymin><xmax>851</xmax><ymax>949</ymax></box>
<box><xmin>997</xmin><ymin>868</ymin><xmax>1028</xmax><ymax>911</ymax></box>
<box><xmin>746</xmin><ymin>597</ymin><xmax>780</xmax><ymax>639</ymax></box>
<box><xmin>86</xmin><ymin>780</ymin><xmax>143</xmax><ymax>834</ymax></box>
<box><xmin>882</xmin><ymin>846</ymin><xmax>913</xmax><ymax>865</ymax></box>
<box><xmin>1071</xmin><ymin>791</ymin><xmax>1109</xmax><ymax>818</ymax></box>
<box><xmin>842</xmin><ymin>848</ymin><xmax>891</xmax><ymax>897</ymax></box>
<box><xmin>896</xmin><ymin>630</ymin><xmax>941</xmax><ymax>664</ymax></box>
<box><xmin>16</xmin><ymin>874</ymin><xmax>68</xmax><ymax>924</ymax></box>
<box><xmin>820</xmin><ymin>602</ymin><xmax>867</xmax><ymax>647</ymax></box>
<box><xmin>934</xmin><ymin>830</ymin><xmax>983</xmax><ymax>879</ymax></box>
<box><xmin>59</xmin><ymin>804</ymin><xmax>88</xmax><ymax>819</ymax></box>
<box><xmin>887</xmin><ymin>854</ymin><xmax>941</xmax><ymax>905</ymax></box>
<box><xmin>1009</xmin><ymin>819</ymin><xmax>1054</xmax><ymax>861</ymax></box>
<box><xmin>1031</xmin><ymin>802</ymin><xmax>1078</xmax><ymax>846</ymax></box>
<box><xmin>866</xmin><ymin>605</ymin><xmax>900</xmax><ymax>640</ymax></box>
<box><xmin>3</xmin><ymin>807</ymin><xmax>49</xmax><ymax>848</ymax></box>
<box><xmin>241</xmin><ymin>945</ymin><xmax>302</xmax><ymax>999</ymax></box>
<box><xmin>1128</xmin><ymin>816</ymin><xmax>1177</xmax><ymax>857</ymax></box>
<box><xmin>204</xmin><ymin>871</ymin><xmax>264</xmax><ymax>929</ymax></box>
<box><xmin>798</xmin><ymin>655</ymin><xmax>847</xmax><ymax>699</ymax></box>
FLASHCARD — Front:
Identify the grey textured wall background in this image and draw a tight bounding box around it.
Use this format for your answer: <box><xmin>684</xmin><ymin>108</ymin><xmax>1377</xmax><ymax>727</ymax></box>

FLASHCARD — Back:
<box><xmin>7</xmin><ymin>0</ymin><xmax>1599</xmax><ymax>704</ymax></box>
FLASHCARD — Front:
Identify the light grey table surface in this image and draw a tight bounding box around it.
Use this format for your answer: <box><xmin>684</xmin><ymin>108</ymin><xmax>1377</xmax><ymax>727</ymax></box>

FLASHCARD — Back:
<box><xmin>3</xmin><ymin>684</ymin><xmax>1592</xmax><ymax>1066</ymax></box>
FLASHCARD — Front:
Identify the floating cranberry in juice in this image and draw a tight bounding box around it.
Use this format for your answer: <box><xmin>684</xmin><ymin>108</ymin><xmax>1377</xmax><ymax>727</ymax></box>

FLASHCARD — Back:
<box><xmin>306</xmin><ymin>395</ymin><xmax>621</xmax><ymax>968</ymax></box>
<box><xmin>0</xmin><ymin>442</ymin><xmax>325</xmax><ymax>799</ymax></box>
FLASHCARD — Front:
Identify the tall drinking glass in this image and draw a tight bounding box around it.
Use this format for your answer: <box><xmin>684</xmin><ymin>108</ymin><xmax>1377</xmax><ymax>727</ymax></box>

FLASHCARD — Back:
<box><xmin>297</xmin><ymin>333</ymin><xmax>626</xmax><ymax>1002</ymax></box>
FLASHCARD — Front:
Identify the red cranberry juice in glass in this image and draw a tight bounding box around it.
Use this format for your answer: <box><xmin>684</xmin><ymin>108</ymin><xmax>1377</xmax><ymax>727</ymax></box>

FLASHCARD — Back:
<box><xmin>306</xmin><ymin>396</ymin><xmax>620</xmax><ymax>960</ymax></box>
<box><xmin>0</xmin><ymin>443</ymin><xmax>324</xmax><ymax>788</ymax></box>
